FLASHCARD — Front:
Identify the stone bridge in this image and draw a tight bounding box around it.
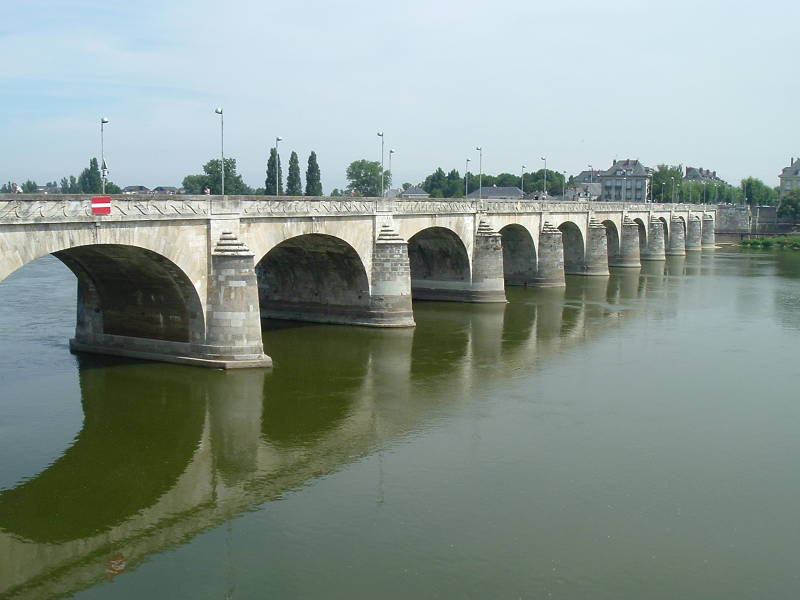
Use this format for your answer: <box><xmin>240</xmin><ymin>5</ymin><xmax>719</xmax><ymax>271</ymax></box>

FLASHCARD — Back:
<box><xmin>0</xmin><ymin>194</ymin><xmax>716</xmax><ymax>368</ymax></box>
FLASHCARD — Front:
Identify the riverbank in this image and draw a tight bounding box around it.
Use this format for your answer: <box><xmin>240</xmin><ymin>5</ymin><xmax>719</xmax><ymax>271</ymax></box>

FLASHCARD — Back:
<box><xmin>741</xmin><ymin>235</ymin><xmax>800</xmax><ymax>250</ymax></box>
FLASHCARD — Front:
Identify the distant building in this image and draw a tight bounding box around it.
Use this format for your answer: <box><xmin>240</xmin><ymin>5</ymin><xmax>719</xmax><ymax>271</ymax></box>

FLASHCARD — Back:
<box><xmin>566</xmin><ymin>183</ymin><xmax>602</xmax><ymax>201</ymax></box>
<box><xmin>684</xmin><ymin>166</ymin><xmax>724</xmax><ymax>184</ymax></box>
<box><xmin>466</xmin><ymin>186</ymin><xmax>523</xmax><ymax>200</ymax></box>
<box><xmin>571</xmin><ymin>170</ymin><xmax>599</xmax><ymax>185</ymax></box>
<box><xmin>152</xmin><ymin>186</ymin><xmax>178</xmax><ymax>195</ymax></box>
<box><xmin>122</xmin><ymin>185</ymin><xmax>151</xmax><ymax>195</ymax></box>
<box><xmin>399</xmin><ymin>185</ymin><xmax>430</xmax><ymax>198</ymax></box>
<box><xmin>598</xmin><ymin>159</ymin><xmax>651</xmax><ymax>202</ymax></box>
<box><xmin>779</xmin><ymin>157</ymin><xmax>800</xmax><ymax>198</ymax></box>
<box><xmin>35</xmin><ymin>184</ymin><xmax>59</xmax><ymax>194</ymax></box>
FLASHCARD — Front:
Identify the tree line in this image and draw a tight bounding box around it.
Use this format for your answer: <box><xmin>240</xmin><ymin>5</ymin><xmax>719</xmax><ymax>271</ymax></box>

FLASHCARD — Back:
<box><xmin>649</xmin><ymin>164</ymin><xmax>779</xmax><ymax>205</ymax></box>
<box><xmin>181</xmin><ymin>151</ymin><xmax>323</xmax><ymax>196</ymax></box>
<box><xmin>2</xmin><ymin>158</ymin><xmax>122</xmax><ymax>195</ymax></box>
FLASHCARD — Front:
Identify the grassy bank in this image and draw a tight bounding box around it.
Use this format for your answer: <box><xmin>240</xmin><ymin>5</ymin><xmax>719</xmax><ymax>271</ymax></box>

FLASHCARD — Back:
<box><xmin>741</xmin><ymin>235</ymin><xmax>800</xmax><ymax>250</ymax></box>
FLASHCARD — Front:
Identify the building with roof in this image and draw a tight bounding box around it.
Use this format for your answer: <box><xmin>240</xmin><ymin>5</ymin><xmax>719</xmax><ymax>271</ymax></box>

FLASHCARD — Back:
<box><xmin>597</xmin><ymin>159</ymin><xmax>651</xmax><ymax>202</ymax></box>
<box><xmin>122</xmin><ymin>185</ymin><xmax>151</xmax><ymax>195</ymax></box>
<box><xmin>571</xmin><ymin>170</ymin><xmax>599</xmax><ymax>185</ymax></box>
<box><xmin>399</xmin><ymin>185</ymin><xmax>430</xmax><ymax>198</ymax></box>
<box><xmin>779</xmin><ymin>157</ymin><xmax>800</xmax><ymax>199</ymax></box>
<box><xmin>152</xmin><ymin>186</ymin><xmax>178</xmax><ymax>195</ymax></box>
<box><xmin>683</xmin><ymin>167</ymin><xmax>724</xmax><ymax>184</ymax></box>
<box><xmin>466</xmin><ymin>186</ymin><xmax>523</xmax><ymax>200</ymax></box>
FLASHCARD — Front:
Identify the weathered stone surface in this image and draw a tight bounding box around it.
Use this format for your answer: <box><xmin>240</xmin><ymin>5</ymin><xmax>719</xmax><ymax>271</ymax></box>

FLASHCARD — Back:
<box><xmin>585</xmin><ymin>218</ymin><xmax>610</xmax><ymax>276</ymax></box>
<box><xmin>642</xmin><ymin>217</ymin><xmax>666</xmax><ymax>261</ymax></box>
<box><xmin>533</xmin><ymin>223</ymin><xmax>566</xmax><ymax>287</ymax></box>
<box><xmin>667</xmin><ymin>217</ymin><xmax>687</xmax><ymax>256</ymax></box>
<box><xmin>686</xmin><ymin>215</ymin><xmax>703</xmax><ymax>251</ymax></box>
<box><xmin>616</xmin><ymin>217</ymin><xmax>641</xmax><ymax>268</ymax></box>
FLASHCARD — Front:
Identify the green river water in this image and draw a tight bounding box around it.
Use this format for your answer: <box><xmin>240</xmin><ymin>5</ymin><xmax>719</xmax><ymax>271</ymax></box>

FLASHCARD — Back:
<box><xmin>0</xmin><ymin>249</ymin><xmax>798</xmax><ymax>599</ymax></box>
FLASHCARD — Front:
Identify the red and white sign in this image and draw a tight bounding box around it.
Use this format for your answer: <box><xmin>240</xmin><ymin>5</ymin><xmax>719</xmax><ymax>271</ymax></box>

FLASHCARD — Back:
<box><xmin>91</xmin><ymin>196</ymin><xmax>112</xmax><ymax>215</ymax></box>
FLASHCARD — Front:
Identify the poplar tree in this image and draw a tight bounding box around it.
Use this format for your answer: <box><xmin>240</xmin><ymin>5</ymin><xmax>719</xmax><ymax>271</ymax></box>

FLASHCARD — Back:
<box><xmin>265</xmin><ymin>148</ymin><xmax>283</xmax><ymax>195</ymax></box>
<box><xmin>305</xmin><ymin>151</ymin><xmax>323</xmax><ymax>196</ymax></box>
<box><xmin>286</xmin><ymin>151</ymin><xmax>303</xmax><ymax>195</ymax></box>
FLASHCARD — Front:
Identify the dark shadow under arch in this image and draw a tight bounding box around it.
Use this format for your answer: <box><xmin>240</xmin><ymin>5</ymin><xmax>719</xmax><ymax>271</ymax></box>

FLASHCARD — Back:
<box><xmin>407</xmin><ymin>227</ymin><xmax>470</xmax><ymax>299</ymax></box>
<box><xmin>658</xmin><ymin>217</ymin><xmax>670</xmax><ymax>249</ymax></box>
<box><xmin>52</xmin><ymin>244</ymin><xmax>204</xmax><ymax>343</ymax></box>
<box><xmin>558</xmin><ymin>221</ymin><xmax>585</xmax><ymax>274</ymax></box>
<box><xmin>634</xmin><ymin>218</ymin><xmax>648</xmax><ymax>255</ymax></box>
<box><xmin>499</xmin><ymin>224</ymin><xmax>537</xmax><ymax>286</ymax></box>
<box><xmin>256</xmin><ymin>234</ymin><xmax>370</xmax><ymax>324</ymax></box>
<box><xmin>602</xmin><ymin>220</ymin><xmax>620</xmax><ymax>264</ymax></box>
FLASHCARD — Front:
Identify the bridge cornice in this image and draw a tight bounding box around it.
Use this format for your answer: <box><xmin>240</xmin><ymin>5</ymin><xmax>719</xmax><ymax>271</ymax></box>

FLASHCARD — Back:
<box><xmin>0</xmin><ymin>194</ymin><xmax>718</xmax><ymax>225</ymax></box>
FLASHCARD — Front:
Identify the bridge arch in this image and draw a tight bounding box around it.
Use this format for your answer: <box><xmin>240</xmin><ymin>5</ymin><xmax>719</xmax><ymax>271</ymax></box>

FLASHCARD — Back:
<box><xmin>557</xmin><ymin>221</ymin><xmax>585</xmax><ymax>275</ymax></box>
<box><xmin>407</xmin><ymin>227</ymin><xmax>471</xmax><ymax>300</ymax></box>
<box><xmin>658</xmin><ymin>216</ymin><xmax>670</xmax><ymax>249</ymax></box>
<box><xmin>602</xmin><ymin>220</ymin><xmax>620</xmax><ymax>265</ymax></box>
<box><xmin>255</xmin><ymin>234</ymin><xmax>370</xmax><ymax>324</ymax></box>
<box><xmin>9</xmin><ymin>244</ymin><xmax>208</xmax><ymax>345</ymax></box>
<box><xmin>499</xmin><ymin>224</ymin><xmax>536</xmax><ymax>285</ymax></box>
<box><xmin>633</xmin><ymin>218</ymin><xmax>648</xmax><ymax>255</ymax></box>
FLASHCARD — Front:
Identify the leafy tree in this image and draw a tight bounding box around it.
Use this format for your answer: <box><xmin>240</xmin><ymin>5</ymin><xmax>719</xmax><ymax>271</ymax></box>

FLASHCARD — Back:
<box><xmin>345</xmin><ymin>159</ymin><xmax>390</xmax><ymax>197</ymax></box>
<box><xmin>21</xmin><ymin>180</ymin><xmax>38</xmax><ymax>193</ymax></box>
<box><xmin>402</xmin><ymin>182</ymin><xmax>412</xmax><ymax>191</ymax></box>
<box><xmin>182</xmin><ymin>158</ymin><xmax>251</xmax><ymax>195</ymax></box>
<box><xmin>305</xmin><ymin>151</ymin><xmax>322</xmax><ymax>196</ymax></box>
<box><xmin>422</xmin><ymin>167</ymin><xmax>447</xmax><ymax>197</ymax></box>
<box><xmin>651</xmin><ymin>165</ymin><xmax>683</xmax><ymax>202</ymax></box>
<box><xmin>331</xmin><ymin>188</ymin><xmax>344</xmax><ymax>197</ymax></box>
<box><xmin>286</xmin><ymin>151</ymin><xmax>303</xmax><ymax>196</ymax></box>
<box><xmin>265</xmin><ymin>148</ymin><xmax>283</xmax><ymax>195</ymax></box>
<box><xmin>105</xmin><ymin>181</ymin><xmax>122</xmax><ymax>194</ymax></box>
<box><xmin>60</xmin><ymin>176</ymin><xmax>80</xmax><ymax>194</ymax></box>
<box><xmin>741</xmin><ymin>177</ymin><xmax>777</xmax><ymax>206</ymax></box>
<box><xmin>78</xmin><ymin>158</ymin><xmax>103</xmax><ymax>193</ymax></box>
<box><xmin>1</xmin><ymin>182</ymin><xmax>11</xmax><ymax>193</ymax></box>
<box><xmin>778</xmin><ymin>189</ymin><xmax>800</xmax><ymax>223</ymax></box>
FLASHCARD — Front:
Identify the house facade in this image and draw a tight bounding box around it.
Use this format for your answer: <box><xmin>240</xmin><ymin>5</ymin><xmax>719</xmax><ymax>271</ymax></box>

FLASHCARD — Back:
<box><xmin>598</xmin><ymin>159</ymin><xmax>651</xmax><ymax>202</ymax></box>
<box><xmin>779</xmin><ymin>157</ymin><xmax>800</xmax><ymax>198</ymax></box>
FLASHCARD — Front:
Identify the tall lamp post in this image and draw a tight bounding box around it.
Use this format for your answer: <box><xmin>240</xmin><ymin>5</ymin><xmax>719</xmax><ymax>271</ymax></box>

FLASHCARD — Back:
<box><xmin>100</xmin><ymin>117</ymin><xmax>109</xmax><ymax>194</ymax></box>
<box><xmin>588</xmin><ymin>164</ymin><xmax>593</xmax><ymax>184</ymax></box>
<box><xmin>671</xmin><ymin>176</ymin><xmax>676</xmax><ymax>203</ymax></box>
<box><xmin>622</xmin><ymin>175</ymin><xmax>627</xmax><ymax>203</ymax></box>
<box><xmin>214</xmin><ymin>108</ymin><xmax>224</xmax><ymax>195</ymax></box>
<box><xmin>540</xmin><ymin>157</ymin><xmax>547</xmax><ymax>197</ymax></box>
<box><xmin>465</xmin><ymin>158</ymin><xmax>471</xmax><ymax>197</ymax></box>
<box><xmin>377</xmin><ymin>132</ymin><xmax>385</xmax><ymax>197</ymax></box>
<box><xmin>274</xmin><ymin>136</ymin><xmax>283</xmax><ymax>196</ymax></box>
<box><xmin>389</xmin><ymin>149</ymin><xmax>395</xmax><ymax>190</ymax></box>
<box><xmin>521</xmin><ymin>164</ymin><xmax>526</xmax><ymax>197</ymax></box>
<box><xmin>476</xmin><ymin>147</ymin><xmax>483</xmax><ymax>199</ymax></box>
<box><xmin>660</xmin><ymin>182</ymin><xmax>665</xmax><ymax>203</ymax></box>
<box><xmin>702</xmin><ymin>180</ymin><xmax>707</xmax><ymax>204</ymax></box>
<box><xmin>562</xmin><ymin>171</ymin><xmax>567</xmax><ymax>198</ymax></box>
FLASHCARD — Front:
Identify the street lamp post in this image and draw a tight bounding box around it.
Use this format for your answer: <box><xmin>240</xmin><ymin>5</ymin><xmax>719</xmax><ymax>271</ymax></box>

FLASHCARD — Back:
<box><xmin>540</xmin><ymin>157</ymin><xmax>547</xmax><ymax>197</ymax></box>
<box><xmin>660</xmin><ymin>182</ymin><xmax>665</xmax><ymax>203</ymax></box>
<box><xmin>562</xmin><ymin>171</ymin><xmax>567</xmax><ymax>198</ymax></box>
<box><xmin>377</xmin><ymin>132</ymin><xmax>385</xmax><ymax>197</ymax></box>
<box><xmin>214</xmin><ymin>108</ymin><xmax>224</xmax><ymax>195</ymax></box>
<box><xmin>476</xmin><ymin>147</ymin><xmax>483</xmax><ymax>199</ymax></box>
<box><xmin>622</xmin><ymin>175</ymin><xmax>627</xmax><ymax>203</ymax></box>
<box><xmin>702</xmin><ymin>180</ymin><xmax>707</xmax><ymax>204</ymax></box>
<box><xmin>714</xmin><ymin>183</ymin><xmax>719</xmax><ymax>203</ymax></box>
<box><xmin>100</xmin><ymin>117</ymin><xmax>109</xmax><ymax>194</ymax></box>
<box><xmin>588</xmin><ymin>164</ymin><xmax>593</xmax><ymax>184</ymax></box>
<box><xmin>465</xmin><ymin>158</ymin><xmax>471</xmax><ymax>197</ymax></box>
<box><xmin>275</xmin><ymin>136</ymin><xmax>283</xmax><ymax>196</ymax></box>
<box><xmin>521</xmin><ymin>164</ymin><xmax>526</xmax><ymax>197</ymax></box>
<box><xmin>671</xmin><ymin>176</ymin><xmax>676</xmax><ymax>203</ymax></box>
<box><xmin>389</xmin><ymin>149</ymin><xmax>395</xmax><ymax>193</ymax></box>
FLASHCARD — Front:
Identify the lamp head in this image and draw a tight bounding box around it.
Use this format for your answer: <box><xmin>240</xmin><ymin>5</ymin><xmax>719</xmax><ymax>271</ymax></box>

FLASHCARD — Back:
<box><xmin>276</xmin><ymin>136</ymin><xmax>283</xmax><ymax>142</ymax></box>
<box><xmin>476</xmin><ymin>146</ymin><xmax>482</xmax><ymax>151</ymax></box>
<box><xmin>100</xmin><ymin>117</ymin><xmax>109</xmax><ymax>124</ymax></box>
<box><xmin>214</xmin><ymin>107</ymin><xmax>223</xmax><ymax>115</ymax></box>
<box><xmin>377</xmin><ymin>131</ymin><xmax>383</xmax><ymax>137</ymax></box>
<box><xmin>390</xmin><ymin>149</ymin><xmax>395</xmax><ymax>154</ymax></box>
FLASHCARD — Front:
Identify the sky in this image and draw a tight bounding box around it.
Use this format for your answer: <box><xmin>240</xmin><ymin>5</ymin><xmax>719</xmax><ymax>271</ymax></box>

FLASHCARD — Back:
<box><xmin>1</xmin><ymin>0</ymin><xmax>797</xmax><ymax>192</ymax></box>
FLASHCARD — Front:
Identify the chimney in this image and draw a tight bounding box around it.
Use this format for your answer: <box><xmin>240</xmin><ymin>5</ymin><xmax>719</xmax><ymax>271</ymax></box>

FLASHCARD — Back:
<box><xmin>613</xmin><ymin>159</ymin><xmax>617</xmax><ymax>165</ymax></box>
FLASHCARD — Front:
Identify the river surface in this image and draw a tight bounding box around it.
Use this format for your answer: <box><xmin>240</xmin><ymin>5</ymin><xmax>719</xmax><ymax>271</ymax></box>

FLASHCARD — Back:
<box><xmin>1</xmin><ymin>250</ymin><xmax>799</xmax><ymax>599</ymax></box>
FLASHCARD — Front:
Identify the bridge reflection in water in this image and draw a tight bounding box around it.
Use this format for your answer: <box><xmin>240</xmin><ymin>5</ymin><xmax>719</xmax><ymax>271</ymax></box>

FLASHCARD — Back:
<box><xmin>0</xmin><ymin>261</ymin><xmax>689</xmax><ymax>599</ymax></box>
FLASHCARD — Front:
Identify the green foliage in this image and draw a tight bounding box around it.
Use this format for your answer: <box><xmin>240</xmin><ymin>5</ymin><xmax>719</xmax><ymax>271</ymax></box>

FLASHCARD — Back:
<box><xmin>304</xmin><ymin>151</ymin><xmax>322</xmax><ymax>196</ymax></box>
<box><xmin>651</xmin><ymin>165</ymin><xmax>683</xmax><ymax>202</ymax></box>
<box><xmin>742</xmin><ymin>177</ymin><xmax>777</xmax><ymax>206</ymax></box>
<box><xmin>105</xmin><ymin>181</ymin><xmax>122</xmax><ymax>194</ymax></box>
<box><xmin>21</xmin><ymin>180</ymin><xmax>38</xmax><ymax>193</ymax></box>
<box><xmin>60</xmin><ymin>176</ymin><xmax>80</xmax><ymax>194</ymax></box>
<box><xmin>778</xmin><ymin>189</ymin><xmax>800</xmax><ymax>223</ymax></box>
<box><xmin>0</xmin><ymin>182</ymin><xmax>11</xmax><ymax>193</ymax></box>
<box><xmin>402</xmin><ymin>182</ymin><xmax>412</xmax><ymax>191</ymax></box>
<box><xmin>182</xmin><ymin>158</ymin><xmax>251</xmax><ymax>195</ymax></box>
<box><xmin>345</xmin><ymin>159</ymin><xmax>390</xmax><ymax>197</ymax></box>
<box><xmin>286</xmin><ymin>151</ymin><xmax>303</xmax><ymax>196</ymax></box>
<box><xmin>741</xmin><ymin>235</ymin><xmax>800</xmax><ymax>250</ymax></box>
<box><xmin>265</xmin><ymin>148</ymin><xmax>283</xmax><ymax>195</ymax></box>
<box><xmin>78</xmin><ymin>158</ymin><xmax>103</xmax><ymax>193</ymax></box>
<box><xmin>330</xmin><ymin>188</ymin><xmax>343</xmax><ymax>197</ymax></box>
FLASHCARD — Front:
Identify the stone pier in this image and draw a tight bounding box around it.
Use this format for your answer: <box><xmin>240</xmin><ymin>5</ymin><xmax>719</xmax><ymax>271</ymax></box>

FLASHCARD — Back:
<box><xmin>702</xmin><ymin>214</ymin><xmax>716</xmax><ymax>248</ymax></box>
<box><xmin>533</xmin><ymin>222</ymin><xmax>566</xmax><ymax>287</ymax></box>
<box><xmin>667</xmin><ymin>217</ymin><xmax>686</xmax><ymax>256</ymax></box>
<box><xmin>615</xmin><ymin>217</ymin><xmax>641</xmax><ymax>268</ymax></box>
<box><xmin>686</xmin><ymin>215</ymin><xmax>702</xmax><ymax>251</ymax></box>
<box><xmin>584</xmin><ymin>218</ymin><xmax>610</xmax><ymax>276</ymax></box>
<box><xmin>642</xmin><ymin>217</ymin><xmax>666</xmax><ymax>261</ymax></box>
